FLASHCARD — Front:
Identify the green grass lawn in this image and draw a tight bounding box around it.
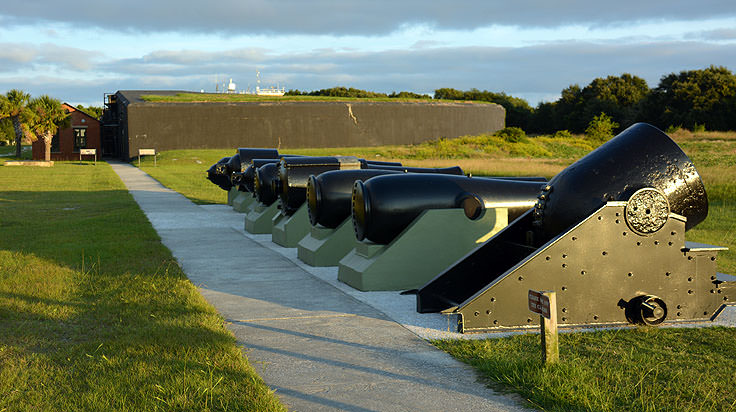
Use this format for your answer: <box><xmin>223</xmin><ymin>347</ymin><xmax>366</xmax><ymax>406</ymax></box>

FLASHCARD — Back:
<box><xmin>138</xmin><ymin>128</ymin><xmax>736</xmax><ymax>412</ymax></box>
<box><xmin>140</xmin><ymin>92</ymin><xmax>487</xmax><ymax>104</ymax></box>
<box><xmin>0</xmin><ymin>160</ymin><xmax>284</xmax><ymax>411</ymax></box>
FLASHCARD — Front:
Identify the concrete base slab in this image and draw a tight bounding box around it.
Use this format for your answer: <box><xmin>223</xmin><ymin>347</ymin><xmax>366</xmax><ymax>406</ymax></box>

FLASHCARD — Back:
<box><xmin>4</xmin><ymin>160</ymin><xmax>54</xmax><ymax>167</ymax></box>
<box><xmin>244</xmin><ymin>202</ymin><xmax>280</xmax><ymax>233</ymax></box>
<box><xmin>297</xmin><ymin>218</ymin><xmax>356</xmax><ymax>266</ymax></box>
<box><xmin>227</xmin><ymin>186</ymin><xmax>238</xmax><ymax>205</ymax></box>
<box><xmin>232</xmin><ymin>191</ymin><xmax>255</xmax><ymax>213</ymax></box>
<box><xmin>271</xmin><ymin>204</ymin><xmax>311</xmax><ymax>248</ymax></box>
<box><xmin>338</xmin><ymin>208</ymin><xmax>508</xmax><ymax>291</ymax></box>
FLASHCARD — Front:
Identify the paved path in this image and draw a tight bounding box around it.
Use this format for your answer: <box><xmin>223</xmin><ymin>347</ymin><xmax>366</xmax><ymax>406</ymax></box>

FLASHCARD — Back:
<box><xmin>109</xmin><ymin>161</ymin><xmax>528</xmax><ymax>412</ymax></box>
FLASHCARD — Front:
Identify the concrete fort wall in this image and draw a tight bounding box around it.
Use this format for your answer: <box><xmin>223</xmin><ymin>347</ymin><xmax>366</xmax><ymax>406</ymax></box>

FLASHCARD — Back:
<box><xmin>124</xmin><ymin>101</ymin><xmax>505</xmax><ymax>158</ymax></box>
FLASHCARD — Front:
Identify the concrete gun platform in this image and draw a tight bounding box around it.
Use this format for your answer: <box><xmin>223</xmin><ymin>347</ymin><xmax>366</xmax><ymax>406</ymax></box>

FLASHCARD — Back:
<box><xmin>109</xmin><ymin>161</ymin><xmax>529</xmax><ymax>412</ymax></box>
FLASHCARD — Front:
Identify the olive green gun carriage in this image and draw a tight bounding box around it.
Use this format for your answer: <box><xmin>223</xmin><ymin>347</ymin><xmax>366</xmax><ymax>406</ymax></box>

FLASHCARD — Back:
<box><xmin>417</xmin><ymin>123</ymin><xmax>736</xmax><ymax>333</ymax></box>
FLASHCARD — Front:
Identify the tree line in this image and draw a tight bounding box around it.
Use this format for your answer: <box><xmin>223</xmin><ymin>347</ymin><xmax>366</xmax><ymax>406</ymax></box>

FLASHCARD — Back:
<box><xmin>0</xmin><ymin>90</ymin><xmax>70</xmax><ymax>160</ymax></box>
<box><xmin>439</xmin><ymin>66</ymin><xmax>736</xmax><ymax>134</ymax></box>
<box><xmin>290</xmin><ymin>66</ymin><xmax>736</xmax><ymax>133</ymax></box>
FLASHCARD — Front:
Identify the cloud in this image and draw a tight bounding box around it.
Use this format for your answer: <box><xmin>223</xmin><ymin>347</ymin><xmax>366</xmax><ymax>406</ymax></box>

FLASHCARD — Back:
<box><xmin>58</xmin><ymin>39</ymin><xmax>735</xmax><ymax>104</ymax></box>
<box><xmin>0</xmin><ymin>42</ymin><xmax>100</xmax><ymax>72</ymax></box>
<box><xmin>687</xmin><ymin>28</ymin><xmax>736</xmax><ymax>41</ymax></box>
<box><xmin>3</xmin><ymin>37</ymin><xmax>735</xmax><ymax>107</ymax></box>
<box><xmin>1</xmin><ymin>0</ymin><xmax>735</xmax><ymax>35</ymax></box>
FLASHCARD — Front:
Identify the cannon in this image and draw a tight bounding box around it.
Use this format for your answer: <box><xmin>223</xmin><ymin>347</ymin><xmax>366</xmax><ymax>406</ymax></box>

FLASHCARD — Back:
<box><xmin>276</xmin><ymin>156</ymin><xmax>403</xmax><ymax>215</ymax></box>
<box><xmin>351</xmin><ymin>174</ymin><xmax>547</xmax><ymax>244</ymax></box>
<box><xmin>307</xmin><ymin>167</ymin><xmax>465</xmax><ymax>229</ymax></box>
<box><xmin>416</xmin><ymin>123</ymin><xmax>736</xmax><ymax>332</ymax></box>
<box><xmin>253</xmin><ymin>162</ymin><xmax>282</xmax><ymax>206</ymax></box>
<box><xmin>206</xmin><ymin>156</ymin><xmax>232</xmax><ymax>190</ymax></box>
<box><xmin>236</xmin><ymin>148</ymin><xmax>279</xmax><ymax>172</ymax></box>
<box><xmin>234</xmin><ymin>155</ymin><xmax>306</xmax><ymax>193</ymax></box>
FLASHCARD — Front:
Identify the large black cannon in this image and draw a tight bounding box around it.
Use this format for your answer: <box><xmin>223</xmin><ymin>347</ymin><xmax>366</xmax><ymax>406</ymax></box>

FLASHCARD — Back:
<box><xmin>206</xmin><ymin>156</ymin><xmax>232</xmax><ymax>190</ymax></box>
<box><xmin>351</xmin><ymin>174</ymin><xmax>546</xmax><ymax>244</ymax></box>
<box><xmin>307</xmin><ymin>167</ymin><xmax>465</xmax><ymax>229</ymax></box>
<box><xmin>416</xmin><ymin>123</ymin><xmax>735</xmax><ymax>332</ymax></box>
<box><xmin>234</xmin><ymin>155</ymin><xmax>305</xmax><ymax>193</ymax></box>
<box><xmin>254</xmin><ymin>162</ymin><xmax>282</xmax><ymax>206</ymax></box>
<box><xmin>276</xmin><ymin>156</ymin><xmax>403</xmax><ymax>215</ymax></box>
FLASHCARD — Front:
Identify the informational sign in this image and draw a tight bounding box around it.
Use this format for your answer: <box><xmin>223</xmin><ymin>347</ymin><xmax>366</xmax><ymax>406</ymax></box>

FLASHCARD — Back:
<box><xmin>79</xmin><ymin>148</ymin><xmax>97</xmax><ymax>165</ymax></box>
<box><xmin>528</xmin><ymin>289</ymin><xmax>551</xmax><ymax>319</ymax></box>
<box><xmin>138</xmin><ymin>148</ymin><xmax>157</xmax><ymax>166</ymax></box>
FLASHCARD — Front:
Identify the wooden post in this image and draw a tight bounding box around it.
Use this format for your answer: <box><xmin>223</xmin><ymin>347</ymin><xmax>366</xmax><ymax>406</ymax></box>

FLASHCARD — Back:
<box><xmin>540</xmin><ymin>291</ymin><xmax>559</xmax><ymax>365</ymax></box>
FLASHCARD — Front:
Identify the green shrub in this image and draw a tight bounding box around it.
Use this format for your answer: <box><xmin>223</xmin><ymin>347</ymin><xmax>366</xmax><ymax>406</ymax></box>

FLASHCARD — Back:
<box><xmin>585</xmin><ymin>112</ymin><xmax>619</xmax><ymax>142</ymax></box>
<box><xmin>553</xmin><ymin>130</ymin><xmax>573</xmax><ymax>139</ymax></box>
<box><xmin>693</xmin><ymin>123</ymin><xmax>707</xmax><ymax>132</ymax></box>
<box><xmin>495</xmin><ymin>127</ymin><xmax>528</xmax><ymax>143</ymax></box>
<box><xmin>666</xmin><ymin>125</ymin><xmax>682</xmax><ymax>134</ymax></box>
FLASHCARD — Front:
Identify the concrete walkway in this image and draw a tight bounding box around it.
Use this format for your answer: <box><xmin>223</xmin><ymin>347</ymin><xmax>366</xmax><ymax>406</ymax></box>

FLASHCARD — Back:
<box><xmin>109</xmin><ymin>161</ymin><xmax>528</xmax><ymax>412</ymax></box>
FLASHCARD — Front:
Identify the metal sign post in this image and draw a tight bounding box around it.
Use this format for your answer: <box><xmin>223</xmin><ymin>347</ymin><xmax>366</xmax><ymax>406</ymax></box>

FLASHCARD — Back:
<box><xmin>529</xmin><ymin>290</ymin><xmax>559</xmax><ymax>365</ymax></box>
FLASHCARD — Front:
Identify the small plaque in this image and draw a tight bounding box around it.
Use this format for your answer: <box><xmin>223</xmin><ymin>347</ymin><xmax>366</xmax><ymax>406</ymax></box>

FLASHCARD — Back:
<box><xmin>528</xmin><ymin>289</ymin><xmax>551</xmax><ymax>319</ymax></box>
<box><xmin>139</xmin><ymin>148</ymin><xmax>156</xmax><ymax>156</ymax></box>
<box><xmin>80</xmin><ymin>148</ymin><xmax>96</xmax><ymax>155</ymax></box>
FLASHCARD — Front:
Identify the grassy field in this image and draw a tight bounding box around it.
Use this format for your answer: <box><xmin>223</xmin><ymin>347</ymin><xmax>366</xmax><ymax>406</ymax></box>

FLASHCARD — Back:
<box><xmin>0</xmin><ymin>160</ymin><xmax>284</xmax><ymax>411</ymax></box>
<box><xmin>138</xmin><ymin>128</ymin><xmax>736</xmax><ymax>411</ymax></box>
<box><xmin>140</xmin><ymin>92</ymin><xmax>486</xmax><ymax>104</ymax></box>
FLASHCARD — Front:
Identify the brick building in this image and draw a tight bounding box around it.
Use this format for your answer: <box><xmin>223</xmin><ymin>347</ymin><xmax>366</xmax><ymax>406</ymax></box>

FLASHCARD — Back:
<box><xmin>32</xmin><ymin>103</ymin><xmax>101</xmax><ymax>161</ymax></box>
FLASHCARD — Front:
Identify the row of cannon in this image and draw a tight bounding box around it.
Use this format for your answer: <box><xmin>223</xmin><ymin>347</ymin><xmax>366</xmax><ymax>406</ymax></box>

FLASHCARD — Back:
<box><xmin>207</xmin><ymin>123</ymin><xmax>735</xmax><ymax>332</ymax></box>
<box><xmin>208</xmin><ymin>150</ymin><xmax>546</xmax><ymax>245</ymax></box>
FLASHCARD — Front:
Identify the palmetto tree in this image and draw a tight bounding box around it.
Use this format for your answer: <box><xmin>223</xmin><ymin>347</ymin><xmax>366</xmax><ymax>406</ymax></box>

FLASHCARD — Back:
<box><xmin>28</xmin><ymin>95</ymin><xmax>69</xmax><ymax>161</ymax></box>
<box><xmin>2</xmin><ymin>89</ymin><xmax>33</xmax><ymax>158</ymax></box>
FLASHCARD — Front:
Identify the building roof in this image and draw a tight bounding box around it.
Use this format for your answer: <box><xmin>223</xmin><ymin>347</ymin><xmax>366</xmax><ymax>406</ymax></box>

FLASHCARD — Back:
<box><xmin>63</xmin><ymin>103</ymin><xmax>101</xmax><ymax>123</ymax></box>
<box><xmin>116</xmin><ymin>90</ymin><xmax>192</xmax><ymax>104</ymax></box>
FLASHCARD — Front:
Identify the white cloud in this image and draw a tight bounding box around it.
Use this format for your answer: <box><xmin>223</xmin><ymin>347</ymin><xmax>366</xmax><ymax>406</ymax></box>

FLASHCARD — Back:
<box><xmin>1</xmin><ymin>0</ymin><xmax>735</xmax><ymax>35</ymax></box>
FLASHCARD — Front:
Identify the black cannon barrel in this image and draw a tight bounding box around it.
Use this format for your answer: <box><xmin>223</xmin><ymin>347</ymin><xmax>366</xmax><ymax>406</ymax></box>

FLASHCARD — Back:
<box><xmin>534</xmin><ymin>123</ymin><xmax>708</xmax><ymax>237</ymax></box>
<box><xmin>206</xmin><ymin>156</ymin><xmax>233</xmax><ymax>191</ymax></box>
<box><xmin>352</xmin><ymin>174</ymin><xmax>545</xmax><ymax>244</ymax></box>
<box><xmin>237</xmin><ymin>155</ymin><xmax>306</xmax><ymax>193</ymax></box>
<box><xmin>236</xmin><ymin>148</ymin><xmax>280</xmax><ymax>172</ymax></box>
<box><xmin>307</xmin><ymin>166</ymin><xmax>465</xmax><ymax>228</ymax></box>
<box><xmin>254</xmin><ymin>163</ymin><xmax>282</xmax><ymax>206</ymax></box>
<box><xmin>277</xmin><ymin>157</ymin><xmax>409</xmax><ymax>215</ymax></box>
<box><xmin>277</xmin><ymin>156</ymin><xmax>360</xmax><ymax>215</ymax></box>
<box><xmin>359</xmin><ymin>159</ymin><xmax>402</xmax><ymax>167</ymax></box>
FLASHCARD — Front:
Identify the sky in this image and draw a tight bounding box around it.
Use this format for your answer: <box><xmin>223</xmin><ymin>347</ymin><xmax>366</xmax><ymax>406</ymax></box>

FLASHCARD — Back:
<box><xmin>1</xmin><ymin>1</ymin><xmax>735</xmax><ymax>107</ymax></box>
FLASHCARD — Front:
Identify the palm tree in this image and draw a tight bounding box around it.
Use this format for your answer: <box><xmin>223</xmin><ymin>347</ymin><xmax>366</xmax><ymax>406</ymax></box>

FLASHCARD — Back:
<box><xmin>28</xmin><ymin>96</ymin><xmax>70</xmax><ymax>162</ymax></box>
<box><xmin>3</xmin><ymin>89</ymin><xmax>34</xmax><ymax>158</ymax></box>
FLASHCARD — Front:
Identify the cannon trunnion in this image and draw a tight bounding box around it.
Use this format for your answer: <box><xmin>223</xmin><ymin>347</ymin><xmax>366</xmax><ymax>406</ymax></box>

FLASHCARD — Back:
<box><xmin>416</xmin><ymin>123</ymin><xmax>735</xmax><ymax>332</ymax></box>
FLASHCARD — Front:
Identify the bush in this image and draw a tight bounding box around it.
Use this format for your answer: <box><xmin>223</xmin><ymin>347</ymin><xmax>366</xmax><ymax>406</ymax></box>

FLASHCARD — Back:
<box><xmin>585</xmin><ymin>112</ymin><xmax>619</xmax><ymax>142</ymax></box>
<box><xmin>553</xmin><ymin>130</ymin><xmax>573</xmax><ymax>139</ymax></box>
<box><xmin>665</xmin><ymin>125</ymin><xmax>682</xmax><ymax>134</ymax></box>
<box><xmin>693</xmin><ymin>123</ymin><xmax>706</xmax><ymax>132</ymax></box>
<box><xmin>495</xmin><ymin>127</ymin><xmax>527</xmax><ymax>143</ymax></box>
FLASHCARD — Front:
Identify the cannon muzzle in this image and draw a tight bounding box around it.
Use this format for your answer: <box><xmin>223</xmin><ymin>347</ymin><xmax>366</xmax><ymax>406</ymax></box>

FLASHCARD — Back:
<box><xmin>307</xmin><ymin>167</ymin><xmax>465</xmax><ymax>228</ymax></box>
<box><xmin>254</xmin><ymin>163</ymin><xmax>281</xmax><ymax>206</ymax></box>
<box><xmin>534</xmin><ymin>122</ymin><xmax>708</xmax><ymax>237</ymax></box>
<box><xmin>352</xmin><ymin>174</ymin><xmax>545</xmax><ymax>244</ymax></box>
<box><xmin>206</xmin><ymin>156</ymin><xmax>233</xmax><ymax>191</ymax></box>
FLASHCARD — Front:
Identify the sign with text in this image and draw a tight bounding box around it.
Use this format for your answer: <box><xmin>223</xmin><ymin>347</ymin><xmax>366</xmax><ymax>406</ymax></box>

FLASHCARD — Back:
<box><xmin>528</xmin><ymin>290</ymin><xmax>551</xmax><ymax>319</ymax></box>
<box><xmin>80</xmin><ymin>148</ymin><xmax>96</xmax><ymax>155</ymax></box>
<box><xmin>138</xmin><ymin>148</ymin><xmax>156</xmax><ymax>156</ymax></box>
